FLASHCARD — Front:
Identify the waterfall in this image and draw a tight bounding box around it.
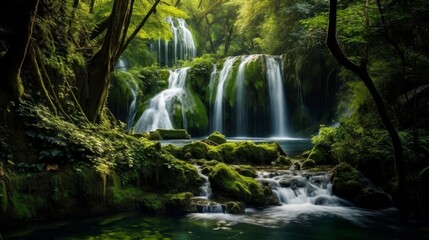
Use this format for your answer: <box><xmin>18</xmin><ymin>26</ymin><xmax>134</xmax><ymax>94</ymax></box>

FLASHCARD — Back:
<box><xmin>266</xmin><ymin>56</ymin><xmax>288</xmax><ymax>137</ymax></box>
<box><xmin>177</xmin><ymin>18</ymin><xmax>197</xmax><ymax>59</ymax></box>
<box><xmin>194</xmin><ymin>166</ymin><xmax>225</xmax><ymax>214</ymax></box>
<box><xmin>134</xmin><ymin>67</ymin><xmax>191</xmax><ymax>132</ymax></box>
<box><xmin>157</xmin><ymin>17</ymin><xmax>197</xmax><ymax>66</ymax></box>
<box><xmin>257</xmin><ymin>171</ymin><xmax>351</xmax><ymax>206</ymax></box>
<box><xmin>212</xmin><ymin>57</ymin><xmax>238</xmax><ymax>133</ymax></box>
<box><xmin>113</xmin><ymin>59</ymin><xmax>139</xmax><ymax>130</ymax></box>
<box><xmin>235</xmin><ymin>55</ymin><xmax>254</xmax><ymax>136</ymax></box>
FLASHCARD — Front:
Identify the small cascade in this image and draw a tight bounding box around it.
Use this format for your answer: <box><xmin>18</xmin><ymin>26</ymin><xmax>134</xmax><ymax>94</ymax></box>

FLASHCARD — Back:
<box><xmin>202</xmin><ymin>203</ymin><xmax>225</xmax><ymax>213</ymax></box>
<box><xmin>155</xmin><ymin>17</ymin><xmax>197</xmax><ymax>66</ymax></box>
<box><xmin>235</xmin><ymin>55</ymin><xmax>253</xmax><ymax>136</ymax></box>
<box><xmin>257</xmin><ymin>170</ymin><xmax>350</xmax><ymax>206</ymax></box>
<box><xmin>193</xmin><ymin>166</ymin><xmax>225</xmax><ymax>214</ymax></box>
<box><xmin>266</xmin><ymin>56</ymin><xmax>288</xmax><ymax>137</ymax></box>
<box><xmin>113</xmin><ymin>59</ymin><xmax>139</xmax><ymax>130</ymax></box>
<box><xmin>134</xmin><ymin>67</ymin><xmax>191</xmax><ymax>132</ymax></box>
<box><xmin>212</xmin><ymin>57</ymin><xmax>238</xmax><ymax>133</ymax></box>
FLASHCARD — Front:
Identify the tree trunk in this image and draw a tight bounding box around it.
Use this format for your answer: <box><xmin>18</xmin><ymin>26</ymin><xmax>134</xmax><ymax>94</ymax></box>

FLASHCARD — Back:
<box><xmin>0</xmin><ymin>0</ymin><xmax>40</xmax><ymax>105</ymax></box>
<box><xmin>85</xmin><ymin>0</ymin><xmax>131</xmax><ymax>122</ymax></box>
<box><xmin>327</xmin><ymin>0</ymin><xmax>407</xmax><ymax>217</ymax></box>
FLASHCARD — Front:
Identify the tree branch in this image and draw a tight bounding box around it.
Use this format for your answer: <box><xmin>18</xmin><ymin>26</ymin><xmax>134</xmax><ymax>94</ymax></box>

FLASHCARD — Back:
<box><xmin>326</xmin><ymin>0</ymin><xmax>407</xmax><ymax>217</ymax></box>
<box><xmin>90</xmin><ymin>15</ymin><xmax>113</xmax><ymax>40</ymax></box>
<box><xmin>118</xmin><ymin>0</ymin><xmax>161</xmax><ymax>57</ymax></box>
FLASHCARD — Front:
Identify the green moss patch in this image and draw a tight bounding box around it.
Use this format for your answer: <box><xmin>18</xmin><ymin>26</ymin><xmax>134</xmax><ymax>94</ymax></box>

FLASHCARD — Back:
<box><xmin>209</xmin><ymin>163</ymin><xmax>265</xmax><ymax>205</ymax></box>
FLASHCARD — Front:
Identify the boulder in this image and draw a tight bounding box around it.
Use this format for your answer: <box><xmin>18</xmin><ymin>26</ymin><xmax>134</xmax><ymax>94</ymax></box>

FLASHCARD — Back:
<box><xmin>207</xmin><ymin>131</ymin><xmax>227</xmax><ymax>145</ymax></box>
<box><xmin>331</xmin><ymin>162</ymin><xmax>392</xmax><ymax>209</ymax></box>
<box><xmin>209</xmin><ymin>163</ymin><xmax>265</xmax><ymax>205</ymax></box>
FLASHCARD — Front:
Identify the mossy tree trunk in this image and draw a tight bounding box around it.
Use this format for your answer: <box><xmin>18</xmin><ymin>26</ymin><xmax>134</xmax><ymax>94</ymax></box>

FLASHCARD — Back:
<box><xmin>326</xmin><ymin>0</ymin><xmax>407</xmax><ymax>217</ymax></box>
<box><xmin>82</xmin><ymin>0</ymin><xmax>160</xmax><ymax>122</ymax></box>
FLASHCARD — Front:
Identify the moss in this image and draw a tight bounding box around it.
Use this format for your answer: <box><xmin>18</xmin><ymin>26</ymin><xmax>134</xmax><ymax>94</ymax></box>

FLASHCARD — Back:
<box><xmin>148</xmin><ymin>131</ymin><xmax>162</xmax><ymax>140</ymax></box>
<box><xmin>225</xmin><ymin>201</ymin><xmax>245</xmax><ymax>214</ymax></box>
<box><xmin>156</xmin><ymin>129</ymin><xmax>191</xmax><ymax>139</ymax></box>
<box><xmin>275</xmin><ymin>156</ymin><xmax>292</xmax><ymax>166</ymax></box>
<box><xmin>141</xmin><ymin>192</ymin><xmax>166</xmax><ymax>212</ymax></box>
<box><xmin>207</xmin><ymin>149</ymin><xmax>223</xmax><ymax>162</ymax></box>
<box><xmin>207</xmin><ymin>131</ymin><xmax>227</xmax><ymax>144</ymax></box>
<box><xmin>183</xmin><ymin>91</ymin><xmax>209</xmax><ymax>133</ymax></box>
<box><xmin>156</xmin><ymin>157</ymin><xmax>202</xmax><ymax>193</ymax></box>
<box><xmin>233</xmin><ymin>141</ymin><xmax>279</xmax><ymax>164</ymax></box>
<box><xmin>209</xmin><ymin>163</ymin><xmax>265</xmax><ymax>205</ymax></box>
<box><xmin>307</xmin><ymin>144</ymin><xmax>336</xmax><ymax>165</ymax></box>
<box><xmin>331</xmin><ymin>162</ymin><xmax>364</xmax><ymax>203</ymax></box>
<box><xmin>301</xmin><ymin>159</ymin><xmax>316</xmax><ymax>169</ymax></box>
<box><xmin>233</xmin><ymin>165</ymin><xmax>257</xmax><ymax>178</ymax></box>
<box><xmin>215</xmin><ymin>142</ymin><xmax>238</xmax><ymax>163</ymax></box>
<box><xmin>109</xmin><ymin>186</ymin><xmax>144</xmax><ymax>209</ymax></box>
<box><xmin>162</xmin><ymin>144</ymin><xmax>183</xmax><ymax>159</ymax></box>
<box><xmin>165</xmin><ymin>192</ymin><xmax>192</xmax><ymax>212</ymax></box>
<box><xmin>182</xmin><ymin>141</ymin><xmax>209</xmax><ymax>159</ymax></box>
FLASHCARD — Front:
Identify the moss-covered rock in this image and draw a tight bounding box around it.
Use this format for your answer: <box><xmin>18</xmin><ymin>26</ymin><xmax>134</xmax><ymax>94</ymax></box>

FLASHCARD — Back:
<box><xmin>207</xmin><ymin>131</ymin><xmax>227</xmax><ymax>145</ymax></box>
<box><xmin>233</xmin><ymin>165</ymin><xmax>257</xmax><ymax>178</ymax></box>
<box><xmin>156</xmin><ymin>129</ymin><xmax>191</xmax><ymax>139</ymax></box>
<box><xmin>165</xmin><ymin>192</ymin><xmax>193</xmax><ymax>212</ymax></box>
<box><xmin>233</xmin><ymin>141</ymin><xmax>279</xmax><ymax>165</ymax></box>
<box><xmin>331</xmin><ymin>162</ymin><xmax>364</xmax><ymax>201</ymax></box>
<box><xmin>215</xmin><ymin>142</ymin><xmax>238</xmax><ymax>163</ymax></box>
<box><xmin>307</xmin><ymin>144</ymin><xmax>336</xmax><ymax>165</ymax></box>
<box><xmin>225</xmin><ymin>201</ymin><xmax>245</xmax><ymax>214</ymax></box>
<box><xmin>162</xmin><ymin>144</ymin><xmax>183</xmax><ymax>159</ymax></box>
<box><xmin>275</xmin><ymin>156</ymin><xmax>292</xmax><ymax>166</ymax></box>
<box><xmin>182</xmin><ymin>141</ymin><xmax>210</xmax><ymax>159</ymax></box>
<box><xmin>301</xmin><ymin>159</ymin><xmax>316</xmax><ymax>169</ymax></box>
<box><xmin>331</xmin><ymin>162</ymin><xmax>392</xmax><ymax>209</ymax></box>
<box><xmin>208</xmin><ymin>163</ymin><xmax>265</xmax><ymax>205</ymax></box>
<box><xmin>148</xmin><ymin>131</ymin><xmax>162</xmax><ymax>140</ymax></box>
<box><xmin>207</xmin><ymin>149</ymin><xmax>223</xmax><ymax>162</ymax></box>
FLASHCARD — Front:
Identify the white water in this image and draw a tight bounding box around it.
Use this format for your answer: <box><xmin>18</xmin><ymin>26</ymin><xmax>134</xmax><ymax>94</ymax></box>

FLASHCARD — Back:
<box><xmin>194</xmin><ymin>166</ymin><xmax>225</xmax><ymax>214</ymax></box>
<box><xmin>188</xmin><ymin>170</ymin><xmax>379</xmax><ymax>228</ymax></box>
<box><xmin>235</xmin><ymin>55</ymin><xmax>254</xmax><ymax>136</ymax></box>
<box><xmin>266</xmin><ymin>56</ymin><xmax>288</xmax><ymax>137</ymax></box>
<box><xmin>212</xmin><ymin>57</ymin><xmax>238</xmax><ymax>133</ymax></box>
<box><xmin>157</xmin><ymin>17</ymin><xmax>197</xmax><ymax>66</ymax></box>
<box><xmin>134</xmin><ymin>67</ymin><xmax>191</xmax><ymax>132</ymax></box>
<box><xmin>256</xmin><ymin>170</ymin><xmax>350</xmax><ymax>206</ymax></box>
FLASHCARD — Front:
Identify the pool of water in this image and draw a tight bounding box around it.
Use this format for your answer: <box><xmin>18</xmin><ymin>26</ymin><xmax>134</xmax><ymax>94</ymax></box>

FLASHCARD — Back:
<box><xmin>158</xmin><ymin>137</ymin><xmax>313</xmax><ymax>156</ymax></box>
<box><xmin>3</xmin><ymin>208</ymin><xmax>427</xmax><ymax>240</ymax></box>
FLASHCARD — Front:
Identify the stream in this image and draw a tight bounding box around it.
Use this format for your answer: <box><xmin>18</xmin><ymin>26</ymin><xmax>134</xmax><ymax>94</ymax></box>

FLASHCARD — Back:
<box><xmin>3</xmin><ymin>168</ymin><xmax>427</xmax><ymax>239</ymax></box>
<box><xmin>2</xmin><ymin>140</ymin><xmax>428</xmax><ymax>239</ymax></box>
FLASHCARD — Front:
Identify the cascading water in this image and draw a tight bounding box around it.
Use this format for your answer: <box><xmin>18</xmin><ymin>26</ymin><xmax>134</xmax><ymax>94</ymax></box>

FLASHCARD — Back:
<box><xmin>257</xmin><ymin>170</ymin><xmax>350</xmax><ymax>206</ymax></box>
<box><xmin>194</xmin><ymin>166</ymin><xmax>225</xmax><ymax>214</ymax></box>
<box><xmin>133</xmin><ymin>67</ymin><xmax>191</xmax><ymax>132</ymax></box>
<box><xmin>235</xmin><ymin>55</ymin><xmax>253</xmax><ymax>136</ymax></box>
<box><xmin>155</xmin><ymin>17</ymin><xmax>197</xmax><ymax>66</ymax></box>
<box><xmin>212</xmin><ymin>57</ymin><xmax>238</xmax><ymax>133</ymax></box>
<box><xmin>266</xmin><ymin>56</ymin><xmax>288</xmax><ymax>137</ymax></box>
